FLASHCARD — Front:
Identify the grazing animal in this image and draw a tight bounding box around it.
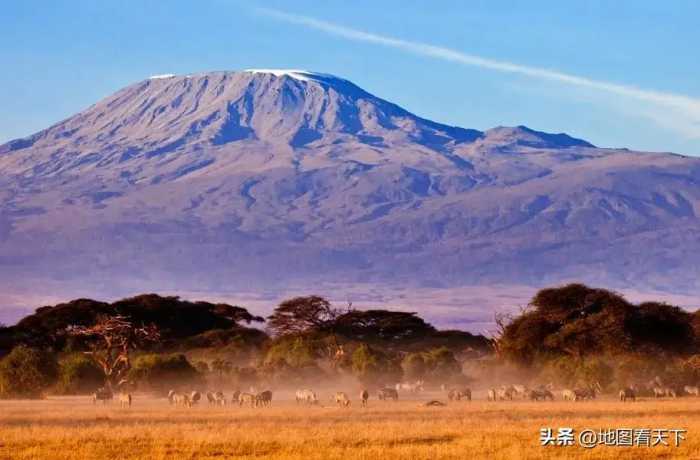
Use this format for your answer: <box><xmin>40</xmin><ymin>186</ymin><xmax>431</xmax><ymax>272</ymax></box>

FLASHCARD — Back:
<box><xmin>360</xmin><ymin>389</ymin><xmax>369</xmax><ymax>407</ymax></box>
<box><xmin>231</xmin><ymin>390</ymin><xmax>241</xmax><ymax>405</ymax></box>
<box><xmin>238</xmin><ymin>392</ymin><xmax>256</xmax><ymax>408</ymax></box>
<box><xmin>448</xmin><ymin>388</ymin><xmax>471</xmax><ymax>401</ymax></box>
<box><xmin>511</xmin><ymin>384</ymin><xmax>529</xmax><ymax>399</ymax></box>
<box><xmin>167</xmin><ymin>389</ymin><xmax>176</xmax><ymax>404</ymax></box>
<box><xmin>334</xmin><ymin>392</ymin><xmax>351</xmax><ymax>407</ymax></box>
<box><xmin>190</xmin><ymin>391</ymin><xmax>201</xmax><ymax>405</ymax></box>
<box><xmin>653</xmin><ymin>386</ymin><xmax>676</xmax><ymax>398</ymax></box>
<box><xmin>256</xmin><ymin>390</ymin><xmax>272</xmax><ymax>407</ymax></box>
<box><xmin>214</xmin><ymin>391</ymin><xmax>227</xmax><ymax>406</ymax></box>
<box><xmin>377</xmin><ymin>388</ymin><xmax>399</xmax><ymax>401</ymax></box>
<box><xmin>93</xmin><ymin>387</ymin><xmax>113</xmax><ymax>405</ymax></box>
<box><xmin>562</xmin><ymin>389</ymin><xmax>577</xmax><ymax>401</ymax></box>
<box><xmin>118</xmin><ymin>392</ymin><xmax>132</xmax><ymax>408</ymax></box>
<box><xmin>487</xmin><ymin>389</ymin><xmax>497</xmax><ymax>401</ymax></box>
<box><xmin>684</xmin><ymin>385</ymin><xmax>700</xmax><ymax>397</ymax></box>
<box><xmin>172</xmin><ymin>393</ymin><xmax>192</xmax><ymax>407</ymax></box>
<box><xmin>528</xmin><ymin>389</ymin><xmax>554</xmax><ymax>401</ymax></box>
<box><xmin>496</xmin><ymin>386</ymin><xmax>514</xmax><ymax>401</ymax></box>
<box><xmin>619</xmin><ymin>387</ymin><xmax>636</xmax><ymax>402</ymax></box>
<box><xmin>395</xmin><ymin>381</ymin><xmax>424</xmax><ymax>393</ymax></box>
<box><xmin>295</xmin><ymin>389</ymin><xmax>318</xmax><ymax>405</ymax></box>
<box><xmin>206</xmin><ymin>392</ymin><xmax>216</xmax><ymax>405</ymax></box>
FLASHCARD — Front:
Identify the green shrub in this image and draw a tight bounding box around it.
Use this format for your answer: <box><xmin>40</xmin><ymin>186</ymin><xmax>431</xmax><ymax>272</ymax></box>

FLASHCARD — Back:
<box><xmin>0</xmin><ymin>345</ymin><xmax>58</xmax><ymax>398</ymax></box>
<box><xmin>55</xmin><ymin>354</ymin><xmax>104</xmax><ymax>394</ymax></box>
<box><xmin>128</xmin><ymin>354</ymin><xmax>202</xmax><ymax>391</ymax></box>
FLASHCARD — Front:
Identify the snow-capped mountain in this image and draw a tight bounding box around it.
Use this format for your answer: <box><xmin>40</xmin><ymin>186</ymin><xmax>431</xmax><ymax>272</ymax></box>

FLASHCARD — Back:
<box><xmin>1</xmin><ymin>70</ymin><xmax>699</xmax><ymax>323</ymax></box>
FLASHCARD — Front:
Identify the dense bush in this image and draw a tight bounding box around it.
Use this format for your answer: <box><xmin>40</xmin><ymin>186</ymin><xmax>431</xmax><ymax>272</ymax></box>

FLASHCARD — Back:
<box><xmin>351</xmin><ymin>344</ymin><xmax>401</xmax><ymax>385</ymax></box>
<box><xmin>55</xmin><ymin>354</ymin><xmax>104</xmax><ymax>394</ymax></box>
<box><xmin>0</xmin><ymin>346</ymin><xmax>58</xmax><ymax>398</ymax></box>
<box><xmin>128</xmin><ymin>354</ymin><xmax>202</xmax><ymax>391</ymax></box>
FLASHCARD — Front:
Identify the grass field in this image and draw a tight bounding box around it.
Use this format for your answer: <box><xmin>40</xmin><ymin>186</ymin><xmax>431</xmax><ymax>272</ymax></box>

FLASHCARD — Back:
<box><xmin>0</xmin><ymin>393</ymin><xmax>698</xmax><ymax>459</ymax></box>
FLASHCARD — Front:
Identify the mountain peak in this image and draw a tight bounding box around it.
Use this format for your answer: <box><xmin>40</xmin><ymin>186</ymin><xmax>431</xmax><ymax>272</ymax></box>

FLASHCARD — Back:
<box><xmin>482</xmin><ymin>125</ymin><xmax>595</xmax><ymax>149</ymax></box>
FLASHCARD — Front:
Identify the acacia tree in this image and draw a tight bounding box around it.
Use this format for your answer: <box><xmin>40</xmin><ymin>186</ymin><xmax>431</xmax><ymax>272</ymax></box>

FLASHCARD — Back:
<box><xmin>67</xmin><ymin>315</ymin><xmax>160</xmax><ymax>389</ymax></box>
<box><xmin>267</xmin><ymin>296</ymin><xmax>341</xmax><ymax>336</ymax></box>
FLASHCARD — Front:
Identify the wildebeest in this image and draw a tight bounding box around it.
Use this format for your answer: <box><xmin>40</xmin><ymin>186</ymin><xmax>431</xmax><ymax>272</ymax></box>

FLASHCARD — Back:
<box><xmin>92</xmin><ymin>387</ymin><xmax>113</xmax><ymax>405</ymax></box>
<box><xmin>238</xmin><ymin>392</ymin><xmax>256</xmax><ymax>407</ymax></box>
<box><xmin>487</xmin><ymin>388</ymin><xmax>497</xmax><ymax>401</ymax></box>
<box><xmin>447</xmin><ymin>388</ymin><xmax>472</xmax><ymax>401</ymax></box>
<box><xmin>256</xmin><ymin>390</ymin><xmax>273</xmax><ymax>407</ymax></box>
<box><xmin>295</xmin><ymin>389</ymin><xmax>318</xmax><ymax>405</ymax></box>
<box><xmin>377</xmin><ymin>388</ymin><xmax>399</xmax><ymax>401</ymax></box>
<box><xmin>684</xmin><ymin>385</ymin><xmax>700</xmax><ymax>396</ymax></box>
<box><xmin>528</xmin><ymin>388</ymin><xmax>554</xmax><ymax>401</ymax></box>
<box><xmin>360</xmin><ymin>389</ymin><xmax>369</xmax><ymax>407</ymax></box>
<box><xmin>619</xmin><ymin>387</ymin><xmax>636</xmax><ymax>402</ymax></box>
<box><xmin>118</xmin><ymin>392</ymin><xmax>132</xmax><ymax>408</ymax></box>
<box><xmin>334</xmin><ymin>392</ymin><xmax>351</xmax><ymax>407</ymax></box>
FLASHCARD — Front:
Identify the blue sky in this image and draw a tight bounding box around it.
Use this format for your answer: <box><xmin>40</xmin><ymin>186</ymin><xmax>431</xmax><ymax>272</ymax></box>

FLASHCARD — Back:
<box><xmin>2</xmin><ymin>0</ymin><xmax>699</xmax><ymax>154</ymax></box>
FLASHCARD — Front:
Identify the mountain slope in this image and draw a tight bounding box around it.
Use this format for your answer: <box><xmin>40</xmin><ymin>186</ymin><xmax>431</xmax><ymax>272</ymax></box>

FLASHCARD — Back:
<box><xmin>1</xmin><ymin>70</ymin><xmax>699</xmax><ymax>322</ymax></box>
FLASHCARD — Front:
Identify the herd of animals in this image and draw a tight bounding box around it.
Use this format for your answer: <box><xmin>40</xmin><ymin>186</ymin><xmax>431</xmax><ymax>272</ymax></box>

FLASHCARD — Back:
<box><xmin>90</xmin><ymin>377</ymin><xmax>700</xmax><ymax>408</ymax></box>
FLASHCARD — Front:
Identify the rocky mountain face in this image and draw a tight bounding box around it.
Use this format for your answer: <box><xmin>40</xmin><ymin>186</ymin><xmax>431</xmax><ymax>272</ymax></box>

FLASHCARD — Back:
<box><xmin>1</xmin><ymin>70</ymin><xmax>699</xmax><ymax>323</ymax></box>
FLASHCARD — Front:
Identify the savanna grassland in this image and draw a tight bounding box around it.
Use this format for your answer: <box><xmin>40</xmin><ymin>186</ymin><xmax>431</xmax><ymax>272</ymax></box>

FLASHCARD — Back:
<box><xmin>1</xmin><ymin>394</ymin><xmax>698</xmax><ymax>460</ymax></box>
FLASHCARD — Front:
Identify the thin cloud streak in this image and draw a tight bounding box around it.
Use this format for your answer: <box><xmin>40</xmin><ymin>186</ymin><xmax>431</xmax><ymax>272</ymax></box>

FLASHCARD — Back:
<box><xmin>258</xmin><ymin>7</ymin><xmax>700</xmax><ymax>139</ymax></box>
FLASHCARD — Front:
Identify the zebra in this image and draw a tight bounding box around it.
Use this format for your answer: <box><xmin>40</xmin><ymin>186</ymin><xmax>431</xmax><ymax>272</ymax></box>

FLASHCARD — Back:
<box><xmin>447</xmin><ymin>388</ymin><xmax>472</xmax><ymax>401</ymax></box>
<box><xmin>487</xmin><ymin>388</ymin><xmax>497</xmax><ymax>401</ymax></box>
<box><xmin>684</xmin><ymin>385</ymin><xmax>700</xmax><ymax>397</ymax></box>
<box><xmin>334</xmin><ymin>392</ymin><xmax>351</xmax><ymax>407</ymax></box>
<box><xmin>360</xmin><ymin>389</ymin><xmax>369</xmax><ymax>407</ymax></box>
<box><xmin>238</xmin><ymin>392</ymin><xmax>256</xmax><ymax>407</ymax></box>
<box><xmin>295</xmin><ymin>389</ymin><xmax>318</xmax><ymax>405</ymax></box>
<box><xmin>528</xmin><ymin>388</ymin><xmax>554</xmax><ymax>401</ymax></box>
<box><xmin>206</xmin><ymin>392</ymin><xmax>216</xmax><ymax>405</ymax></box>
<box><xmin>118</xmin><ymin>392</ymin><xmax>132</xmax><ymax>408</ymax></box>
<box><xmin>619</xmin><ymin>387</ymin><xmax>635</xmax><ymax>402</ymax></box>
<box><xmin>496</xmin><ymin>386</ymin><xmax>514</xmax><ymax>401</ymax></box>
<box><xmin>93</xmin><ymin>387</ymin><xmax>113</xmax><ymax>405</ymax></box>
<box><xmin>562</xmin><ymin>389</ymin><xmax>577</xmax><ymax>401</ymax></box>
<box><xmin>255</xmin><ymin>390</ymin><xmax>272</xmax><ymax>407</ymax></box>
<box><xmin>190</xmin><ymin>391</ymin><xmax>201</xmax><ymax>405</ymax></box>
<box><xmin>377</xmin><ymin>388</ymin><xmax>398</xmax><ymax>401</ymax></box>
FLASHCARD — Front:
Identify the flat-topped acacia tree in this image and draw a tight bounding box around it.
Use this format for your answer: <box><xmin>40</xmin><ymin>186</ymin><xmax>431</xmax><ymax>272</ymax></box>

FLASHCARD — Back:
<box><xmin>67</xmin><ymin>315</ymin><xmax>160</xmax><ymax>389</ymax></box>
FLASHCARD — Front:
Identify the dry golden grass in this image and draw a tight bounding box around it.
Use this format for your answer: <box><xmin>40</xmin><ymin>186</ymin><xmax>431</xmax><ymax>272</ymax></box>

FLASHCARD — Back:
<box><xmin>1</xmin><ymin>394</ymin><xmax>699</xmax><ymax>459</ymax></box>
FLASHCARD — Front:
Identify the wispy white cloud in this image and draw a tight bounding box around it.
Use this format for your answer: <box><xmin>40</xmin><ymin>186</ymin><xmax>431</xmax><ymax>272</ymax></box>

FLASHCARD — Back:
<box><xmin>257</xmin><ymin>7</ymin><xmax>700</xmax><ymax>139</ymax></box>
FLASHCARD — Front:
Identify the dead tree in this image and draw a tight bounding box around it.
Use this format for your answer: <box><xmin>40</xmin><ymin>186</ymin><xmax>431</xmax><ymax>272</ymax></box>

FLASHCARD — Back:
<box><xmin>67</xmin><ymin>315</ymin><xmax>159</xmax><ymax>389</ymax></box>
